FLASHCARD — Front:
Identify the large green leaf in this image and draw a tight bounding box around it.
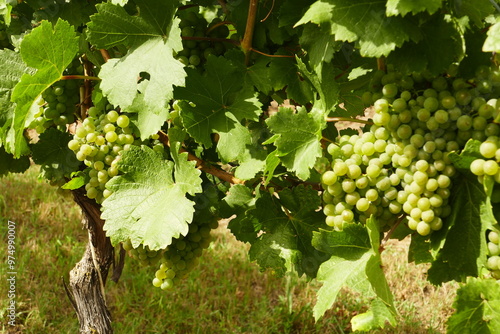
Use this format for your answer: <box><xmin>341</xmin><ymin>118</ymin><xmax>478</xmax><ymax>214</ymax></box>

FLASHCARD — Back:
<box><xmin>296</xmin><ymin>0</ymin><xmax>420</xmax><ymax>57</ymax></box>
<box><xmin>452</xmin><ymin>0</ymin><xmax>495</xmax><ymax>28</ymax></box>
<box><xmin>386</xmin><ymin>0</ymin><xmax>443</xmax><ymax>16</ymax></box>
<box><xmin>175</xmin><ymin>56</ymin><xmax>262</xmax><ymax>164</ymax></box>
<box><xmin>87</xmin><ymin>0</ymin><xmax>179</xmax><ymax>49</ymax></box>
<box><xmin>101</xmin><ymin>145</ymin><xmax>202</xmax><ymax>250</ymax></box>
<box><xmin>9</xmin><ymin>19</ymin><xmax>78</xmax><ymax>157</ymax></box>
<box><xmin>0</xmin><ymin>49</ymin><xmax>30</xmax><ymax>146</ymax></box>
<box><xmin>31</xmin><ymin>128</ymin><xmax>81</xmax><ymax>181</ymax></box>
<box><xmin>387</xmin><ymin>15</ymin><xmax>465</xmax><ymax>75</ymax></box>
<box><xmin>0</xmin><ymin>146</ymin><xmax>30</xmax><ymax>177</ymax></box>
<box><xmin>296</xmin><ymin>58</ymin><xmax>339</xmax><ymax>113</ymax></box>
<box><xmin>427</xmin><ymin>174</ymin><xmax>494</xmax><ymax>284</ymax></box>
<box><xmin>484</xmin><ymin>21</ymin><xmax>500</xmax><ymax>53</ymax></box>
<box><xmin>312</xmin><ymin>218</ymin><xmax>396</xmax><ymax>328</ymax></box>
<box><xmin>447</xmin><ymin>278</ymin><xmax>500</xmax><ymax>333</ymax></box>
<box><xmin>99</xmin><ymin>36</ymin><xmax>185</xmax><ymax>114</ymax></box>
<box><xmin>89</xmin><ymin>0</ymin><xmax>184</xmax><ymax>138</ymax></box>
<box><xmin>265</xmin><ymin>107</ymin><xmax>325</xmax><ymax>180</ymax></box>
<box><xmin>237</xmin><ymin>185</ymin><xmax>328</xmax><ymax>277</ymax></box>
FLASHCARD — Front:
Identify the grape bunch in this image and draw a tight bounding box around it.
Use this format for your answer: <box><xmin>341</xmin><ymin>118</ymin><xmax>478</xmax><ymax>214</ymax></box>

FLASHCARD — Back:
<box><xmin>321</xmin><ymin>64</ymin><xmax>500</xmax><ymax>236</ymax></box>
<box><xmin>31</xmin><ymin>58</ymin><xmax>83</xmax><ymax>132</ymax></box>
<box><xmin>67</xmin><ymin>106</ymin><xmax>136</xmax><ymax>203</ymax></box>
<box><xmin>152</xmin><ymin>217</ymin><xmax>218</xmax><ymax>290</ymax></box>
<box><xmin>487</xmin><ymin>229</ymin><xmax>500</xmax><ymax>279</ymax></box>
<box><xmin>122</xmin><ymin>240</ymin><xmax>164</xmax><ymax>266</ymax></box>
<box><xmin>176</xmin><ymin>10</ymin><xmax>231</xmax><ymax>68</ymax></box>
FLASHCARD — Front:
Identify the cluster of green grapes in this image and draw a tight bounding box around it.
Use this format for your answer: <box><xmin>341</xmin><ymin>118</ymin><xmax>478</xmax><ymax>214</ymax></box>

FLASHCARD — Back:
<box><xmin>176</xmin><ymin>10</ymin><xmax>231</xmax><ymax>67</ymax></box>
<box><xmin>322</xmin><ymin>64</ymin><xmax>500</xmax><ymax>236</ymax></box>
<box><xmin>122</xmin><ymin>240</ymin><xmax>163</xmax><ymax>266</ymax></box>
<box><xmin>31</xmin><ymin>59</ymin><xmax>83</xmax><ymax>132</ymax></box>
<box><xmin>67</xmin><ymin>106</ymin><xmax>135</xmax><ymax>203</ymax></box>
<box><xmin>152</xmin><ymin>217</ymin><xmax>218</xmax><ymax>290</ymax></box>
<box><xmin>487</xmin><ymin>229</ymin><xmax>500</xmax><ymax>279</ymax></box>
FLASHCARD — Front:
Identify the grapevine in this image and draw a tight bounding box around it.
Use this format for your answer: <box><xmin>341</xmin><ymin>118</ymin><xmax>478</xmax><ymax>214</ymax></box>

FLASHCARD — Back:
<box><xmin>1</xmin><ymin>1</ymin><xmax>500</xmax><ymax>333</ymax></box>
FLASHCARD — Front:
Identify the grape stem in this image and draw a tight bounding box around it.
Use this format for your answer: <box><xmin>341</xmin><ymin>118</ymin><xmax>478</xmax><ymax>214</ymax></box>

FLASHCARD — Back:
<box><xmin>250</xmin><ymin>48</ymin><xmax>296</xmax><ymax>58</ymax></box>
<box><xmin>379</xmin><ymin>215</ymin><xmax>405</xmax><ymax>253</ymax></box>
<box><xmin>100</xmin><ymin>49</ymin><xmax>111</xmax><ymax>62</ymax></box>
<box><xmin>260</xmin><ymin>0</ymin><xmax>275</xmax><ymax>22</ymax></box>
<box><xmin>377</xmin><ymin>57</ymin><xmax>386</xmax><ymax>72</ymax></box>
<box><xmin>61</xmin><ymin>75</ymin><xmax>101</xmax><ymax>81</ymax></box>
<box><xmin>242</xmin><ymin>0</ymin><xmax>259</xmax><ymax>65</ymax></box>
<box><xmin>206</xmin><ymin>21</ymin><xmax>234</xmax><ymax>35</ymax></box>
<box><xmin>81</xmin><ymin>55</ymin><xmax>96</xmax><ymax>118</ymax></box>
<box><xmin>157</xmin><ymin>131</ymin><xmax>246</xmax><ymax>185</ymax></box>
<box><xmin>326</xmin><ymin>117</ymin><xmax>373</xmax><ymax>125</ymax></box>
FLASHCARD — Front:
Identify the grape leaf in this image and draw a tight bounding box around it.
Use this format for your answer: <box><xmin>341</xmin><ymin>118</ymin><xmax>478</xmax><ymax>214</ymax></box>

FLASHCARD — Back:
<box><xmin>220</xmin><ymin>184</ymin><xmax>256</xmax><ymax>219</ymax></box>
<box><xmin>265</xmin><ymin>107</ymin><xmax>325</xmax><ymax>180</ymax></box>
<box><xmin>89</xmin><ymin>0</ymin><xmax>185</xmax><ymax>122</ymax></box>
<box><xmin>0</xmin><ymin>49</ymin><xmax>29</xmax><ymax>146</ymax></box>
<box><xmin>296</xmin><ymin>57</ymin><xmax>340</xmax><ymax>113</ymax></box>
<box><xmin>299</xmin><ymin>24</ymin><xmax>341</xmax><ymax>69</ymax></box>
<box><xmin>351</xmin><ymin>298</ymin><xmax>398</xmax><ymax>331</ymax></box>
<box><xmin>175</xmin><ymin>56</ymin><xmax>262</xmax><ymax>159</ymax></box>
<box><xmin>87</xmin><ymin>0</ymin><xmax>179</xmax><ymax>49</ymax></box>
<box><xmin>453</xmin><ymin>0</ymin><xmax>495</xmax><ymax>28</ymax></box>
<box><xmin>447</xmin><ymin>277</ymin><xmax>500</xmax><ymax>333</ymax></box>
<box><xmin>460</xmin><ymin>29</ymin><xmax>491</xmax><ymax>78</ymax></box>
<box><xmin>110</xmin><ymin>0</ymin><xmax>128</xmax><ymax>6</ymax></box>
<box><xmin>101</xmin><ymin>145</ymin><xmax>201</xmax><ymax>250</ymax></box>
<box><xmin>242</xmin><ymin>185</ymin><xmax>328</xmax><ymax>277</ymax></box>
<box><xmin>243</xmin><ymin>56</ymin><xmax>277</xmax><ymax>95</ymax></box>
<box><xmin>484</xmin><ymin>21</ymin><xmax>500</xmax><ymax>53</ymax></box>
<box><xmin>168</xmin><ymin>127</ymin><xmax>202</xmax><ymax>196</ymax></box>
<box><xmin>427</xmin><ymin>174</ymin><xmax>494</xmax><ymax>284</ymax></box>
<box><xmin>312</xmin><ymin>218</ymin><xmax>396</xmax><ymax>327</ymax></box>
<box><xmin>386</xmin><ymin>0</ymin><xmax>443</xmax><ymax>17</ymax></box>
<box><xmin>268</xmin><ymin>57</ymin><xmax>315</xmax><ymax>105</ymax></box>
<box><xmin>279</xmin><ymin>0</ymin><xmax>314</xmax><ymax>27</ymax></box>
<box><xmin>9</xmin><ymin>19</ymin><xmax>78</xmax><ymax>157</ymax></box>
<box><xmin>30</xmin><ymin>128</ymin><xmax>81</xmax><ymax>180</ymax></box>
<box><xmin>0</xmin><ymin>0</ymin><xmax>12</xmax><ymax>25</ymax></box>
<box><xmin>223</xmin><ymin>185</ymin><xmax>261</xmax><ymax>243</ymax></box>
<box><xmin>387</xmin><ymin>15</ymin><xmax>464</xmax><ymax>75</ymax></box>
<box><xmin>127</xmin><ymin>81</ymin><xmax>170</xmax><ymax>140</ymax></box>
<box><xmin>99</xmin><ymin>36</ymin><xmax>185</xmax><ymax>113</ymax></box>
<box><xmin>296</xmin><ymin>0</ymin><xmax>420</xmax><ymax>57</ymax></box>
<box><xmin>448</xmin><ymin>139</ymin><xmax>482</xmax><ymax>171</ymax></box>
<box><xmin>408</xmin><ymin>234</ymin><xmax>434</xmax><ymax>264</ymax></box>
<box><xmin>0</xmin><ymin>146</ymin><xmax>30</xmax><ymax>177</ymax></box>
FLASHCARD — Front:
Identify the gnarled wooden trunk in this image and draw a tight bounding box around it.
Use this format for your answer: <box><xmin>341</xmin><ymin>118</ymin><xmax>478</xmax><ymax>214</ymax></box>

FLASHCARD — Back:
<box><xmin>66</xmin><ymin>189</ymin><xmax>115</xmax><ymax>334</ymax></box>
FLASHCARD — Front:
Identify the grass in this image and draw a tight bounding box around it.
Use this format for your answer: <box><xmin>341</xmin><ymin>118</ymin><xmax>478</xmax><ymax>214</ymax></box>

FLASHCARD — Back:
<box><xmin>1</xmin><ymin>166</ymin><xmax>458</xmax><ymax>333</ymax></box>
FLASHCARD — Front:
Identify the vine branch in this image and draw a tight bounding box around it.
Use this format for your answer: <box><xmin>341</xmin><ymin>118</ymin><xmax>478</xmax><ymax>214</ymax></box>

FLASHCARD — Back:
<box><xmin>250</xmin><ymin>48</ymin><xmax>295</xmax><ymax>58</ymax></box>
<box><xmin>242</xmin><ymin>0</ymin><xmax>259</xmax><ymax>65</ymax></box>
<box><xmin>100</xmin><ymin>49</ymin><xmax>111</xmax><ymax>62</ymax></box>
<box><xmin>61</xmin><ymin>75</ymin><xmax>101</xmax><ymax>81</ymax></box>
<box><xmin>377</xmin><ymin>57</ymin><xmax>386</xmax><ymax>72</ymax></box>
<box><xmin>157</xmin><ymin>131</ymin><xmax>245</xmax><ymax>185</ymax></box>
<box><xmin>326</xmin><ymin>117</ymin><xmax>373</xmax><ymax>125</ymax></box>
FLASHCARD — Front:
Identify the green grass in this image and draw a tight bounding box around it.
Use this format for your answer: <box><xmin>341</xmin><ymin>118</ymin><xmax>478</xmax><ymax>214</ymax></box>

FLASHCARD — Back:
<box><xmin>1</xmin><ymin>167</ymin><xmax>457</xmax><ymax>333</ymax></box>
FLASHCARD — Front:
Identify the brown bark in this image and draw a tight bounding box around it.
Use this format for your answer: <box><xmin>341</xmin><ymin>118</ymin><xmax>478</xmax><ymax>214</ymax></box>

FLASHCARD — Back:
<box><xmin>66</xmin><ymin>188</ymin><xmax>115</xmax><ymax>334</ymax></box>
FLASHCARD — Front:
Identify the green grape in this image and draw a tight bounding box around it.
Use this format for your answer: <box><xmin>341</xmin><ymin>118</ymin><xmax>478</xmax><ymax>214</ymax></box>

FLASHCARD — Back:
<box><xmin>116</xmin><ymin>115</ymin><xmax>130</xmax><ymax>128</ymax></box>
